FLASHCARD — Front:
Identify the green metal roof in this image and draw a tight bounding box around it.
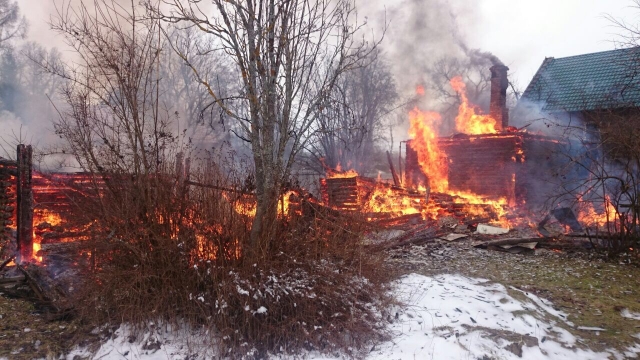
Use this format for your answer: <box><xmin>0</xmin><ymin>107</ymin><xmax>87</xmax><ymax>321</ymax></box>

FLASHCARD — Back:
<box><xmin>519</xmin><ymin>47</ymin><xmax>640</xmax><ymax>112</ymax></box>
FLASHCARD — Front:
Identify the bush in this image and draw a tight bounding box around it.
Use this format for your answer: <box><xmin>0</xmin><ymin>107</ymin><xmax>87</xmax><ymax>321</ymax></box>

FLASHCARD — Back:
<box><xmin>68</xmin><ymin>154</ymin><xmax>392</xmax><ymax>358</ymax></box>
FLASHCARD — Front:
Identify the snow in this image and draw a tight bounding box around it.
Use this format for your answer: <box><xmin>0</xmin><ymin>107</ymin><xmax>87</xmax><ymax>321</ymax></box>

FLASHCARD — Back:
<box><xmin>256</xmin><ymin>306</ymin><xmax>268</xmax><ymax>314</ymax></box>
<box><xmin>359</xmin><ymin>273</ymin><xmax>610</xmax><ymax>360</ymax></box>
<box><xmin>64</xmin><ymin>323</ymin><xmax>217</xmax><ymax>360</ymax></box>
<box><xmin>61</xmin><ymin>273</ymin><xmax>632</xmax><ymax>360</ymax></box>
<box><xmin>621</xmin><ymin>308</ymin><xmax>640</xmax><ymax>320</ymax></box>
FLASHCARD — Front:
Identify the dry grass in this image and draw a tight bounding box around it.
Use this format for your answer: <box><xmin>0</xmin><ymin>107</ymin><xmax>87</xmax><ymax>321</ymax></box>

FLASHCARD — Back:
<box><xmin>0</xmin><ymin>294</ymin><xmax>88</xmax><ymax>359</ymax></box>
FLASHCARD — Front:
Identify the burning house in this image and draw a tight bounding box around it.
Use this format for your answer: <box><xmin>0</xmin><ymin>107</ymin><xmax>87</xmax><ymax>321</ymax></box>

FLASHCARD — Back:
<box><xmin>6</xmin><ymin>50</ymin><xmax>636</xmax><ymax>268</ymax></box>
<box><xmin>403</xmin><ymin>64</ymin><xmax>565</xmax><ymax>208</ymax></box>
<box><xmin>514</xmin><ymin>47</ymin><xmax>640</xmax><ymax>218</ymax></box>
<box><xmin>0</xmin><ymin>146</ymin><xmax>100</xmax><ymax>265</ymax></box>
<box><xmin>318</xmin><ymin>60</ymin><xmax>575</xmax><ymax>228</ymax></box>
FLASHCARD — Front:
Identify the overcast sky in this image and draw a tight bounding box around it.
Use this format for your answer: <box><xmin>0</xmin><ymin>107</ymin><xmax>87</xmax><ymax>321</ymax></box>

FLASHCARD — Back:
<box><xmin>6</xmin><ymin>0</ymin><xmax>636</xmax><ymax>153</ymax></box>
<box><xmin>473</xmin><ymin>0</ymin><xmax>634</xmax><ymax>89</ymax></box>
<box><xmin>18</xmin><ymin>0</ymin><xmax>634</xmax><ymax>91</ymax></box>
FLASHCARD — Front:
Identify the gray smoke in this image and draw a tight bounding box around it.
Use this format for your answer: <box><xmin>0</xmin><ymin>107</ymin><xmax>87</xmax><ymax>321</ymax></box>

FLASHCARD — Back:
<box><xmin>355</xmin><ymin>0</ymin><xmax>505</xmax><ymax>140</ymax></box>
<box><xmin>459</xmin><ymin>44</ymin><xmax>505</xmax><ymax>67</ymax></box>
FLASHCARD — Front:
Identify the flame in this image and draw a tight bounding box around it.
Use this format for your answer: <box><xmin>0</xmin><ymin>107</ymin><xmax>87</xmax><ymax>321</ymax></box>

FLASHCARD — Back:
<box><xmin>450</xmin><ymin>76</ymin><xmax>499</xmax><ymax>135</ymax></box>
<box><xmin>32</xmin><ymin>241</ymin><xmax>42</xmax><ymax>262</ymax></box>
<box><xmin>408</xmin><ymin>107</ymin><xmax>448</xmax><ymax>192</ymax></box>
<box><xmin>577</xmin><ymin>196</ymin><xmax>615</xmax><ymax>227</ymax></box>
<box><xmin>326</xmin><ymin>169</ymin><xmax>358</xmax><ymax>179</ymax></box>
<box><xmin>363</xmin><ymin>185</ymin><xmax>421</xmax><ymax>216</ymax></box>
<box><xmin>416</xmin><ymin>85</ymin><xmax>425</xmax><ymax>96</ymax></box>
<box><xmin>35</xmin><ymin>209</ymin><xmax>62</xmax><ymax>227</ymax></box>
<box><xmin>226</xmin><ymin>190</ymin><xmax>299</xmax><ymax>218</ymax></box>
<box><xmin>231</xmin><ymin>196</ymin><xmax>257</xmax><ymax>217</ymax></box>
<box><xmin>29</xmin><ymin>208</ymin><xmax>64</xmax><ymax>263</ymax></box>
<box><xmin>450</xmin><ymin>190</ymin><xmax>509</xmax><ymax>228</ymax></box>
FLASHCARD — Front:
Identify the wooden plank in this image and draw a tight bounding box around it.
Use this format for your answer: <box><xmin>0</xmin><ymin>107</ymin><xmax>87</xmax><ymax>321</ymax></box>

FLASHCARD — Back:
<box><xmin>474</xmin><ymin>237</ymin><xmax>551</xmax><ymax>247</ymax></box>
<box><xmin>387</xmin><ymin>151</ymin><xmax>400</xmax><ymax>187</ymax></box>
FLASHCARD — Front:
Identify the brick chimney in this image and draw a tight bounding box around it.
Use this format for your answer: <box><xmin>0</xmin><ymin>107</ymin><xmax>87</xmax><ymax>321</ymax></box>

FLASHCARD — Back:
<box><xmin>490</xmin><ymin>64</ymin><xmax>509</xmax><ymax>131</ymax></box>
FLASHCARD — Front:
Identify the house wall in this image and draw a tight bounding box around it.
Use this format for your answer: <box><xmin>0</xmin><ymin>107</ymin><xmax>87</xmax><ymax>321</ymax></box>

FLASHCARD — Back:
<box><xmin>439</xmin><ymin>135</ymin><xmax>518</xmax><ymax>203</ymax></box>
<box><xmin>405</xmin><ymin>133</ymin><xmax>565</xmax><ymax>207</ymax></box>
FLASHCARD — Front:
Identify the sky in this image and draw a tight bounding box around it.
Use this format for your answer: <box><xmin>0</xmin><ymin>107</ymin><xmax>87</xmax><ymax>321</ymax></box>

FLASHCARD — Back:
<box><xmin>472</xmin><ymin>0</ymin><xmax>634</xmax><ymax>90</ymax></box>
<box><xmin>7</xmin><ymin>0</ymin><xmax>638</xmax><ymax>152</ymax></box>
<box><xmin>17</xmin><ymin>0</ymin><xmax>635</xmax><ymax>90</ymax></box>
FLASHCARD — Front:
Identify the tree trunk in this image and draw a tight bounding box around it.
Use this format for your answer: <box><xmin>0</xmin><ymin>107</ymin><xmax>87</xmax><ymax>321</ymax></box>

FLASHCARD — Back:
<box><xmin>249</xmin><ymin>170</ymin><xmax>279</xmax><ymax>257</ymax></box>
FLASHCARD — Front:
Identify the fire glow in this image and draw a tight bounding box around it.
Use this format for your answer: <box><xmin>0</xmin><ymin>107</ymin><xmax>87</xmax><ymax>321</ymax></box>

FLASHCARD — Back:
<box><xmin>450</xmin><ymin>76</ymin><xmax>499</xmax><ymax>135</ymax></box>
<box><xmin>577</xmin><ymin>196</ymin><xmax>616</xmax><ymax>228</ymax></box>
<box><xmin>407</xmin><ymin>108</ymin><xmax>448</xmax><ymax>192</ymax></box>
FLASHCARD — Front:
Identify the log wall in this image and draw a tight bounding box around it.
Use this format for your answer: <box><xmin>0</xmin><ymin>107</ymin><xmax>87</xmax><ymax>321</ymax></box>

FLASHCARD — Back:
<box><xmin>0</xmin><ymin>158</ymin><xmax>16</xmax><ymax>248</ymax></box>
<box><xmin>439</xmin><ymin>134</ymin><xmax>518</xmax><ymax>202</ymax></box>
<box><xmin>406</xmin><ymin>133</ymin><xmax>565</xmax><ymax>205</ymax></box>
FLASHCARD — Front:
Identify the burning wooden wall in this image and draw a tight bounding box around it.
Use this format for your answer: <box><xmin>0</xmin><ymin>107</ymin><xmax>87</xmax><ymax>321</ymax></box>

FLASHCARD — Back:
<box><xmin>438</xmin><ymin>134</ymin><xmax>519</xmax><ymax>202</ymax></box>
<box><xmin>406</xmin><ymin>132</ymin><xmax>564</xmax><ymax>206</ymax></box>
<box><xmin>1</xmin><ymin>146</ymin><xmax>103</xmax><ymax>263</ymax></box>
<box><xmin>0</xmin><ymin>158</ymin><xmax>16</xmax><ymax>248</ymax></box>
<box><xmin>32</xmin><ymin>173</ymin><xmax>100</xmax><ymax>245</ymax></box>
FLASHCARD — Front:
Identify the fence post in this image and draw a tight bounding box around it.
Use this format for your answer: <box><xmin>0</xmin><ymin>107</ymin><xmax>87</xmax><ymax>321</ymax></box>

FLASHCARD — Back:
<box><xmin>16</xmin><ymin>144</ymin><xmax>33</xmax><ymax>263</ymax></box>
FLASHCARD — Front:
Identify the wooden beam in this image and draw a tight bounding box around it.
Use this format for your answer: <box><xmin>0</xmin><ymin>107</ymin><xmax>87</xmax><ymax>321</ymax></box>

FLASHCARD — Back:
<box><xmin>17</xmin><ymin>144</ymin><xmax>33</xmax><ymax>263</ymax></box>
<box><xmin>387</xmin><ymin>151</ymin><xmax>400</xmax><ymax>187</ymax></box>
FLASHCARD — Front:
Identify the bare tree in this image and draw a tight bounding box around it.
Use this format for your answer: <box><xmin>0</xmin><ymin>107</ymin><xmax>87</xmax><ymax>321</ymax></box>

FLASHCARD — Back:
<box><xmin>44</xmin><ymin>0</ymin><xmax>173</xmax><ymax>177</ymax></box>
<box><xmin>308</xmin><ymin>48</ymin><xmax>399</xmax><ymax>175</ymax></box>
<box><xmin>428</xmin><ymin>55</ymin><xmax>493</xmax><ymax>134</ymax></box>
<box><xmin>154</xmin><ymin>0</ymin><xmax>379</xmax><ymax>250</ymax></box>
<box><xmin>606</xmin><ymin>0</ymin><xmax>640</xmax><ymax>48</ymax></box>
<box><xmin>159</xmin><ymin>28</ymin><xmax>237</xmax><ymax>148</ymax></box>
<box><xmin>428</xmin><ymin>50</ymin><xmax>520</xmax><ymax>134</ymax></box>
<box><xmin>0</xmin><ymin>0</ymin><xmax>27</xmax><ymax>50</ymax></box>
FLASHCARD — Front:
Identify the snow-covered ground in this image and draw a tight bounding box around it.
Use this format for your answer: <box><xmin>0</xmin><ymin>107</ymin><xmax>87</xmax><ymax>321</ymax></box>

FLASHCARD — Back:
<box><xmin>62</xmin><ymin>273</ymin><xmax>640</xmax><ymax>360</ymax></box>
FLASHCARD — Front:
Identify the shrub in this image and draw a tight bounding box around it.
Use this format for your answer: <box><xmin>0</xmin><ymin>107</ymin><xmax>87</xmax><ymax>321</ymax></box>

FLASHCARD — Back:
<box><xmin>68</xmin><ymin>154</ymin><xmax>392</xmax><ymax>358</ymax></box>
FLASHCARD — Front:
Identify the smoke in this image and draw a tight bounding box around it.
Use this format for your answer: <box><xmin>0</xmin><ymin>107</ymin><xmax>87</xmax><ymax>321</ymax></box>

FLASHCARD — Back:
<box><xmin>459</xmin><ymin>45</ymin><xmax>504</xmax><ymax>67</ymax></box>
<box><xmin>11</xmin><ymin>0</ymin><xmax>511</xmax><ymax>167</ymax></box>
<box><xmin>355</xmin><ymin>0</ymin><xmax>506</xmax><ymax>141</ymax></box>
<box><xmin>358</xmin><ymin>0</ymin><xmax>502</xmax><ymax>91</ymax></box>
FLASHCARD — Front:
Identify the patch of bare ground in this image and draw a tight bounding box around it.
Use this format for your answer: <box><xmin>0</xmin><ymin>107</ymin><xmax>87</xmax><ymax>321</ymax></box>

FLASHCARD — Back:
<box><xmin>386</xmin><ymin>239</ymin><xmax>640</xmax><ymax>354</ymax></box>
<box><xmin>0</xmin><ymin>293</ymin><xmax>90</xmax><ymax>359</ymax></box>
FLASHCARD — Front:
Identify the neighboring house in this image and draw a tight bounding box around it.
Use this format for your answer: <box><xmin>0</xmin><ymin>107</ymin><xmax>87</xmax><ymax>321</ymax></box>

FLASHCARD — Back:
<box><xmin>517</xmin><ymin>47</ymin><xmax>640</xmax><ymax>211</ymax></box>
<box><xmin>516</xmin><ymin>46</ymin><xmax>640</xmax><ymax>130</ymax></box>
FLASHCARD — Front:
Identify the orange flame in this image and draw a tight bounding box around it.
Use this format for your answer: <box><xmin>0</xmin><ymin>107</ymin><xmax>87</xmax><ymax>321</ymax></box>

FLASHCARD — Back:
<box><xmin>408</xmin><ymin>107</ymin><xmax>448</xmax><ymax>192</ymax></box>
<box><xmin>327</xmin><ymin>169</ymin><xmax>359</xmax><ymax>179</ymax></box>
<box><xmin>363</xmin><ymin>185</ymin><xmax>421</xmax><ymax>216</ymax></box>
<box><xmin>577</xmin><ymin>196</ymin><xmax>615</xmax><ymax>227</ymax></box>
<box><xmin>450</xmin><ymin>76</ymin><xmax>499</xmax><ymax>135</ymax></box>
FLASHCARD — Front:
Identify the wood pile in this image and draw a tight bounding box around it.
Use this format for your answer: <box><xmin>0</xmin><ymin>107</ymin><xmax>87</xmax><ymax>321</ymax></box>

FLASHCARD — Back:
<box><xmin>321</xmin><ymin>177</ymin><xmax>359</xmax><ymax>210</ymax></box>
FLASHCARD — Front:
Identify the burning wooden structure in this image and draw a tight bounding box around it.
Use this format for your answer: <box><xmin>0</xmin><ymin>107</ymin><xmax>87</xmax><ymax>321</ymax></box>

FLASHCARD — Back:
<box><xmin>405</xmin><ymin>132</ymin><xmax>564</xmax><ymax>206</ymax></box>
<box><xmin>0</xmin><ymin>145</ymin><xmax>105</xmax><ymax>265</ymax></box>
<box><xmin>0</xmin><ymin>145</ymin><xmax>36</xmax><ymax>263</ymax></box>
<box><xmin>0</xmin><ymin>157</ymin><xmax>16</xmax><ymax>252</ymax></box>
<box><xmin>401</xmin><ymin>63</ymin><xmax>566</xmax><ymax>207</ymax></box>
